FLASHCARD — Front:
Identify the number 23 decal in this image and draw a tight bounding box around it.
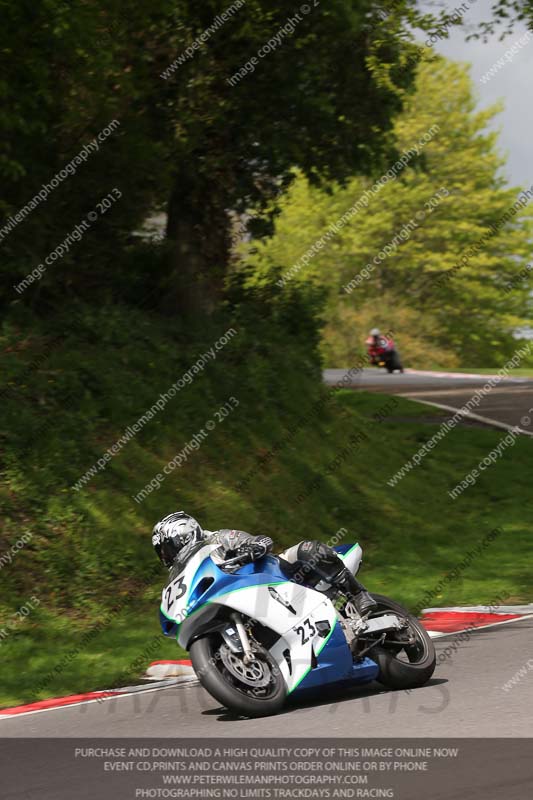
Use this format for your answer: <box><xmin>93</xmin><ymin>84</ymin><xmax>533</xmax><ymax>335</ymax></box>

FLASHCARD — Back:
<box><xmin>295</xmin><ymin>618</ymin><xmax>316</xmax><ymax>645</ymax></box>
<box><xmin>164</xmin><ymin>576</ymin><xmax>187</xmax><ymax>610</ymax></box>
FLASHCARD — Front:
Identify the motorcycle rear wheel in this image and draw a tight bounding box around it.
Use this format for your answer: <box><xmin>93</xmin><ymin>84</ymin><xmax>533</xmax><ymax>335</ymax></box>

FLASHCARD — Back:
<box><xmin>190</xmin><ymin>634</ymin><xmax>286</xmax><ymax>717</ymax></box>
<box><xmin>366</xmin><ymin>593</ymin><xmax>436</xmax><ymax>689</ymax></box>
<box><xmin>386</xmin><ymin>350</ymin><xmax>403</xmax><ymax>373</ymax></box>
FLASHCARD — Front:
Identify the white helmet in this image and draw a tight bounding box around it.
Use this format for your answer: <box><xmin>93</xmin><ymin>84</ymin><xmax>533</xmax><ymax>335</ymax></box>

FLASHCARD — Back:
<box><xmin>152</xmin><ymin>511</ymin><xmax>204</xmax><ymax>567</ymax></box>
<box><xmin>370</xmin><ymin>328</ymin><xmax>381</xmax><ymax>336</ymax></box>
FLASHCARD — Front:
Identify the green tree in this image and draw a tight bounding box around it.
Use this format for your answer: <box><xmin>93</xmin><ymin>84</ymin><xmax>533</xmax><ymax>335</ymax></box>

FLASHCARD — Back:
<box><xmin>159</xmin><ymin>0</ymin><xmax>428</xmax><ymax>312</ymax></box>
<box><xmin>243</xmin><ymin>58</ymin><xmax>533</xmax><ymax>366</ymax></box>
<box><xmin>0</xmin><ymin>0</ymin><xmax>173</xmax><ymax>311</ymax></box>
<box><xmin>0</xmin><ymin>0</ymin><xmax>440</xmax><ymax>315</ymax></box>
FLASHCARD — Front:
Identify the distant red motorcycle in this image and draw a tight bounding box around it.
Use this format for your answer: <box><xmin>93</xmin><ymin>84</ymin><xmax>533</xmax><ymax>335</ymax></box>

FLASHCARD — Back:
<box><xmin>366</xmin><ymin>329</ymin><xmax>404</xmax><ymax>374</ymax></box>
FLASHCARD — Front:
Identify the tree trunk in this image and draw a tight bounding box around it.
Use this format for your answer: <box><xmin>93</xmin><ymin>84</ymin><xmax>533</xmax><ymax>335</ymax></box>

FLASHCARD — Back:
<box><xmin>165</xmin><ymin>163</ymin><xmax>231</xmax><ymax>316</ymax></box>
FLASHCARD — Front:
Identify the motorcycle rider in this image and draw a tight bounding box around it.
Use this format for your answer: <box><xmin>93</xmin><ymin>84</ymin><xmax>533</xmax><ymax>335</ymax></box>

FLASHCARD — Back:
<box><xmin>152</xmin><ymin>511</ymin><xmax>377</xmax><ymax>616</ymax></box>
<box><xmin>366</xmin><ymin>328</ymin><xmax>404</xmax><ymax>373</ymax></box>
<box><xmin>368</xmin><ymin>327</ymin><xmax>387</xmax><ymax>349</ymax></box>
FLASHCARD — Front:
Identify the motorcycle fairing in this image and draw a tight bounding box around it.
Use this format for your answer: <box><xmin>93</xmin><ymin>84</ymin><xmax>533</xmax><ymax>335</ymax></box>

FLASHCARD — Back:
<box><xmin>159</xmin><ymin>545</ymin><xmax>379</xmax><ymax>694</ymax></box>
<box><xmin>333</xmin><ymin>542</ymin><xmax>362</xmax><ymax>576</ymax></box>
<box><xmin>160</xmin><ymin>548</ymin><xmax>295</xmax><ymax>641</ymax></box>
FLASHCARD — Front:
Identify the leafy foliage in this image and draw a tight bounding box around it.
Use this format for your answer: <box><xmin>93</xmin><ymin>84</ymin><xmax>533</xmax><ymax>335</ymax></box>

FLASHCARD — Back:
<box><xmin>243</xmin><ymin>59</ymin><xmax>533</xmax><ymax>366</ymax></box>
<box><xmin>0</xmin><ymin>0</ymin><xmax>436</xmax><ymax>313</ymax></box>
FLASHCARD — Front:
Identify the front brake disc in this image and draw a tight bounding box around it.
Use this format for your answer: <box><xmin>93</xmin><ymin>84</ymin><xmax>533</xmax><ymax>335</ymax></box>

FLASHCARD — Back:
<box><xmin>218</xmin><ymin>644</ymin><xmax>272</xmax><ymax>688</ymax></box>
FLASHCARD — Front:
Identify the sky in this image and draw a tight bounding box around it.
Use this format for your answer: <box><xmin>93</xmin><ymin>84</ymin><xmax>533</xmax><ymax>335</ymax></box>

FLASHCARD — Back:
<box><xmin>423</xmin><ymin>0</ymin><xmax>533</xmax><ymax>188</ymax></box>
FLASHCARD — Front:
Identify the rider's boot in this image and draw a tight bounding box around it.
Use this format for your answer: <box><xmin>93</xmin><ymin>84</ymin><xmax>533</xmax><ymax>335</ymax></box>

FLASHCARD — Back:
<box><xmin>334</xmin><ymin>568</ymin><xmax>377</xmax><ymax>616</ymax></box>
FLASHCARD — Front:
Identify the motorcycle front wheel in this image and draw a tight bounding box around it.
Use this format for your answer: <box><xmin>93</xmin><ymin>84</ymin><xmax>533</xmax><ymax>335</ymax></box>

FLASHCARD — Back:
<box><xmin>365</xmin><ymin>594</ymin><xmax>436</xmax><ymax>689</ymax></box>
<box><xmin>190</xmin><ymin>633</ymin><xmax>286</xmax><ymax>717</ymax></box>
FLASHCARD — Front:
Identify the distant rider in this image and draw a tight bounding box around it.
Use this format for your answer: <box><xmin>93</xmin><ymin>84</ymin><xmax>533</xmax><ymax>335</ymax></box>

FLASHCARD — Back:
<box><xmin>365</xmin><ymin>328</ymin><xmax>403</xmax><ymax>373</ymax></box>
<box><xmin>152</xmin><ymin>511</ymin><xmax>377</xmax><ymax>616</ymax></box>
<box><xmin>367</xmin><ymin>327</ymin><xmax>389</xmax><ymax>354</ymax></box>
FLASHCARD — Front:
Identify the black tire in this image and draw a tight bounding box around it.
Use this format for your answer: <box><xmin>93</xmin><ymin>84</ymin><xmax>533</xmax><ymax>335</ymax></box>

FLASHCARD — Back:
<box><xmin>388</xmin><ymin>350</ymin><xmax>403</xmax><ymax>373</ymax></box>
<box><xmin>189</xmin><ymin>634</ymin><xmax>286</xmax><ymax>717</ymax></box>
<box><xmin>394</xmin><ymin>351</ymin><xmax>403</xmax><ymax>370</ymax></box>
<box><xmin>367</xmin><ymin>593</ymin><xmax>436</xmax><ymax>689</ymax></box>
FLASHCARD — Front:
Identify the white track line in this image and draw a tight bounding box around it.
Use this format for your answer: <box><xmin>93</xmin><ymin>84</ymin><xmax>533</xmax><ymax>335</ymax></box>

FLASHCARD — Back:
<box><xmin>401</xmin><ymin>397</ymin><xmax>533</xmax><ymax>437</ymax></box>
<box><xmin>405</xmin><ymin>369</ymin><xmax>529</xmax><ymax>383</ymax></box>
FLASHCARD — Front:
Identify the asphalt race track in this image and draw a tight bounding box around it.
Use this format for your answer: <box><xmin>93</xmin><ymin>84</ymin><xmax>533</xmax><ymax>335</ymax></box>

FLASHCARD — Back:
<box><xmin>2</xmin><ymin>617</ymin><xmax>532</xmax><ymax>737</ymax></box>
<box><xmin>324</xmin><ymin>367</ymin><xmax>533</xmax><ymax>433</ymax></box>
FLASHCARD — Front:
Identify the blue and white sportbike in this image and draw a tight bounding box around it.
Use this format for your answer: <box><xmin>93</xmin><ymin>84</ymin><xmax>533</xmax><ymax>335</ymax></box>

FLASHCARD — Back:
<box><xmin>159</xmin><ymin>540</ymin><xmax>436</xmax><ymax>717</ymax></box>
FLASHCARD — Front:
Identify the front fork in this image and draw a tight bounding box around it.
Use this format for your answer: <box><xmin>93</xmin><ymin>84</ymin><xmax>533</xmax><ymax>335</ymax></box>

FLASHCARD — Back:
<box><xmin>230</xmin><ymin>612</ymin><xmax>255</xmax><ymax>664</ymax></box>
